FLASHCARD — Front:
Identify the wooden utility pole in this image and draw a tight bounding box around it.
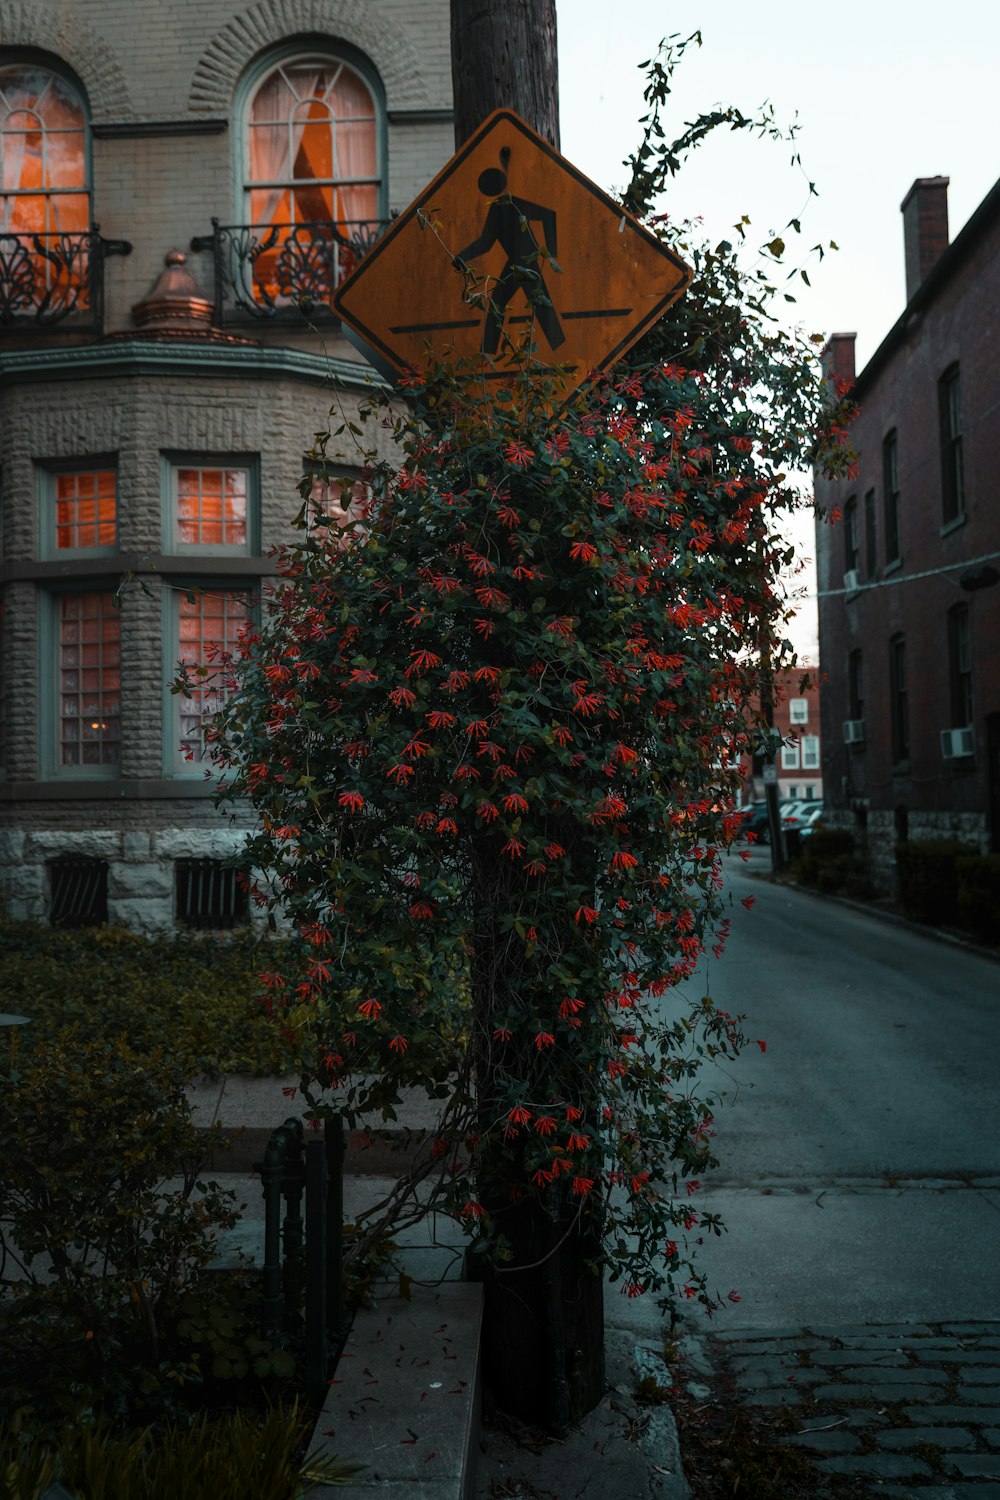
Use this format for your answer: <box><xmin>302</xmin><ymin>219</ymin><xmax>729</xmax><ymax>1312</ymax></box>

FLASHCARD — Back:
<box><xmin>450</xmin><ymin>0</ymin><xmax>560</xmax><ymax>149</ymax></box>
<box><xmin>448</xmin><ymin>0</ymin><xmax>607</xmax><ymax>1435</ymax></box>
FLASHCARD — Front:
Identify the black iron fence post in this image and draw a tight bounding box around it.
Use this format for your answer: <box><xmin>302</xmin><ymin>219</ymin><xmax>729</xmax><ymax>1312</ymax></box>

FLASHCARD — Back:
<box><xmin>256</xmin><ymin>1111</ymin><xmax>348</xmax><ymax>1398</ymax></box>
<box><xmin>326</xmin><ymin>1114</ymin><xmax>347</xmax><ymax>1348</ymax></box>
<box><xmin>256</xmin><ymin>1117</ymin><xmax>303</xmax><ymax>1342</ymax></box>
<box><xmin>281</xmin><ymin>1126</ymin><xmax>305</xmax><ymax>1326</ymax></box>
<box><xmin>304</xmin><ymin>1136</ymin><xmax>328</xmax><ymax>1407</ymax></box>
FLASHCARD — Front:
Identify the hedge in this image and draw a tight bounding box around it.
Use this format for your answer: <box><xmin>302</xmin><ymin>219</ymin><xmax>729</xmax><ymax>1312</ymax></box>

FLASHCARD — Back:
<box><xmin>955</xmin><ymin>853</ymin><xmax>1000</xmax><ymax>946</ymax></box>
<box><xmin>0</xmin><ymin>920</ymin><xmax>289</xmax><ymax>1076</ymax></box>
<box><xmin>895</xmin><ymin>839</ymin><xmax>978</xmax><ymax>927</ymax></box>
<box><xmin>793</xmin><ymin>828</ymin><xmax>874</xmax><ymax>899</ymax></box>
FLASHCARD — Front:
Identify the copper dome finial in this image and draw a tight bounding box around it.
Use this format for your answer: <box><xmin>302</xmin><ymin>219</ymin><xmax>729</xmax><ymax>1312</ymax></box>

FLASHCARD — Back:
<box><xmin>132</xmin><ymin>250</ymin><xmax>214</xmax><ymax>331</ymax></box>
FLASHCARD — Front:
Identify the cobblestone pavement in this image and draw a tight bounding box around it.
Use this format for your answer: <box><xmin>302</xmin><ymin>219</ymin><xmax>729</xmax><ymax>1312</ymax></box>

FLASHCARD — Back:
<box><xmin>678</xmin><ymin>1322</ymin><xmax>1000</xmax><ymax>1497</ymax></box>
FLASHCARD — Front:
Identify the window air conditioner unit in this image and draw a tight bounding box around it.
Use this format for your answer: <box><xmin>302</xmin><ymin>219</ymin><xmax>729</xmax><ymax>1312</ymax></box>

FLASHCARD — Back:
<box><xmin>843</xmin><ymin>568</ymin><xmax>861</xmax><ymax>594</ymax></box>
<box><xmin>940</xmin><ymin>727</ymin><xmax>975</xmax><ymax>759</ymax></box>
<box><xmin>842</xmin><ymin>719</ymin><xmax>865</xmax><ymax>745</ymax></box>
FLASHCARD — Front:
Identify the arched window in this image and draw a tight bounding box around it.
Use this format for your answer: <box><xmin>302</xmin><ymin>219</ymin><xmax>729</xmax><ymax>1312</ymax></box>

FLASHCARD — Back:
<box><xmin>0</xmin><ymin>61</ymin><xmax>89</xmax><ymax>236</ymax></box>
<box><xmin>0</xmin><ymin>60</ymin><xmax>92</xmax><ymax>323</ymax></box>
<box><xmin>242</xmin><ymin>52</ymin><xmax>382</xmax><ymax>311</ymax></box>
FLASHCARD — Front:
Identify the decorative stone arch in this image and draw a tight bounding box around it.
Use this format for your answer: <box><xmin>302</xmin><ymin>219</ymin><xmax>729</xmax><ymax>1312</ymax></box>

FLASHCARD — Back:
<box><xmin>189</xmin><ymin>0</ymin><xmax>433</xmax><ymax>116</ymax></box>
<box><xmin>0</xmin><ymin>1</ymin><xmax>133</xmax><ymax>119</ymax></box>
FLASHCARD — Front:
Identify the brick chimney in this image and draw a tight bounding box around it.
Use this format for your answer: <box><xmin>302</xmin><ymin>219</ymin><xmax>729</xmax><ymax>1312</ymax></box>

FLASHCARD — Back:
<box><xmin>901</xmin><ymin>177</ymin><xmax>949</xmax><ymax>302</ymax></box>
<box><xmin>822</xmin><ymin>332</ymin><xmax>856</xmax><ymax>394</ymax></box>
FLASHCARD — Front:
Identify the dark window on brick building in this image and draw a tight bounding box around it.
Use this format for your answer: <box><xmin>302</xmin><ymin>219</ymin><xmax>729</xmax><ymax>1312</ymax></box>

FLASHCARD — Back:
<box><xmin>883</xmin><ymin>431</ymin><xmax>901</xmax><ymax>564</ymax></box>
<box><xmin>938</xmin><ymin>364</ymin><xmax>964</xmax><ymax>525</ymax></box>
<box><xmin>889</xmin><ymin>633</ymin><xmax>909</xmax><ymax>765</ymax></box>
<box><xmin>948</xmin><ymin>604</ymin><xmax>973</xmax><ymax>728</ymax></box>
<box><xmin>864</xmin><ymin>488</ymin><xmax>877</xmax><ymax>579</ymax></box>
<box><xmin>176</xmin><ymin>858</ymin><xmax>248</xmax><ymax>929</ymax></box>
<box><xmin>848</xmin><ymin>649</ymin><xmax>864</xmax><ymax>722</ymax></box>
<box><xmin>843</xmin><ymin>495</ymin><xmax>859</xmax><ymax>575</ymax></box>
<box><xmin>49</xmin><ymin>856</ymin><xmax>108</xmax><ymax>928</ymax></box>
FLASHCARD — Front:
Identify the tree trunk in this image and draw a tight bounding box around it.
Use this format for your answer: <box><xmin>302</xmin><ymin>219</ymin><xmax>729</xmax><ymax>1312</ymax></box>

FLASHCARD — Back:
<box><xmin>467</xmin><ymin>817</ymin><xmax>604</xmax><ymax>1430</ymax></box>
<box><xmin>450</xmin><ymin>0</ymin><xmax>601</xmax><ymax>1434</ymax></box>
<box><xmin>475</xmin><ymin>1185</ymin><xmax>605</xmax><ymax>1429</ymax></box>
<box><xmin>450</xmin><ymin>0</ymin><xmax>560</xmax><ymax>148</ymax></box>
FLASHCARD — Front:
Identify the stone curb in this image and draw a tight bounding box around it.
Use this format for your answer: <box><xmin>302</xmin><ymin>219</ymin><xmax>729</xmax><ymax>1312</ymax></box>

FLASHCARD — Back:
<box><xmin>199</xmin><ymin>1123</ymin><xmax>432</xmax><ymax>1177</ymax></box>
<box><xmin>306</xmin><ymin>1282</ymin><xmax>483</xmax><ymax>1500</ymax></box>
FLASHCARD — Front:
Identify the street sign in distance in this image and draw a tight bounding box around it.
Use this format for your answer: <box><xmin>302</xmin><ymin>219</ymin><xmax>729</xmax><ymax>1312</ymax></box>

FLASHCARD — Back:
<box><xmin>334</xmin><ymin>109</ymin><xmax>692</xmax><ymax>396</ymax></box>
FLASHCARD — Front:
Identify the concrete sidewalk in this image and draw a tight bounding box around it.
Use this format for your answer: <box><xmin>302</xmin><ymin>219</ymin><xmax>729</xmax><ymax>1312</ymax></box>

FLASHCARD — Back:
<box><xmin>191</xmin><ymin>1075</ymin><xmax>692</xmax><ymax>1499</ymax></box>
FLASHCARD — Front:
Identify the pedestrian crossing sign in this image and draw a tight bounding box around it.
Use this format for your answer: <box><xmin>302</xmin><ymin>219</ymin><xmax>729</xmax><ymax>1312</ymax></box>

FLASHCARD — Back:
<box><xmin>333</xmin><ymin>109</ymin><xmax>692</xmax><ymax>395</ymax></box>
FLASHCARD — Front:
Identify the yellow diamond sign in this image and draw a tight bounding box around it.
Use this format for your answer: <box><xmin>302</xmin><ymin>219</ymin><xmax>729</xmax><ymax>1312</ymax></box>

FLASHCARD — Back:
<box><xmin>334</xmin><ymin>109</ymin><xmax>692</xmax><ymax>395</ymax></box>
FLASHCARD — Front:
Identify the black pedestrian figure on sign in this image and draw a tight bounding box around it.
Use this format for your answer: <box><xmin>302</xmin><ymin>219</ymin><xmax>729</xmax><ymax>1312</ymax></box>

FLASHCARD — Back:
<box><xmin>455</xmin><ymin>165</ymin><xmax>565</xmax><ymax>355</ymax></box>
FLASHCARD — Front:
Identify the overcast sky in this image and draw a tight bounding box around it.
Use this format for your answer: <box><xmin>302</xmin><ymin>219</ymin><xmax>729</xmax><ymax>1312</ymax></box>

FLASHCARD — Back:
<box><xmin>557</xmin><ymin>1</ymin><xmax>1000</xmax><ymax>658</ymax></box>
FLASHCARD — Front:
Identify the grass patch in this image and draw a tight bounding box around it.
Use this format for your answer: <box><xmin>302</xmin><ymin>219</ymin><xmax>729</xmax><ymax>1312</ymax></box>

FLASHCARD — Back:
<box><xmin>0</xmin><ymin>1405</ymin><xmax>363</xmax><ymax>1499</ymax></box>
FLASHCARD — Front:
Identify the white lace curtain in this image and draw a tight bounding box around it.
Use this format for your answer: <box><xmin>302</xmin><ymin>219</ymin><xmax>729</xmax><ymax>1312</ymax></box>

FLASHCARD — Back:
<box><xmin>246</xmin><ymin>59</ymin><xmax>378</xmax><ymax>230</ymax></box>
<box><xmin>0</xmin><ymin>65</ymin><xmax>87</xmax><ymax>234</ymax></box>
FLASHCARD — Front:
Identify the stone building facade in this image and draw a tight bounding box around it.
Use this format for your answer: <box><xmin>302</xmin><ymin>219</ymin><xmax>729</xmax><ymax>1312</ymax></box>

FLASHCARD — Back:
<box><xmin>814</xmin><ymin>176</ymin><xmax>1000</xmax><ymax>889</ymax></box>
<box><xmin>0</xmin><ymin>0</ymin><xmax>454</xmax><ymax>929</ymax></box>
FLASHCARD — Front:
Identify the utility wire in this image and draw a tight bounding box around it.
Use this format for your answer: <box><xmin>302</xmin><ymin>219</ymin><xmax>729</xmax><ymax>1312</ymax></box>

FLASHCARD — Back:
<box><xmin>810</xmin><ymin>547</ymin><xmax>1000</xmax><ymax>601</ymax></box>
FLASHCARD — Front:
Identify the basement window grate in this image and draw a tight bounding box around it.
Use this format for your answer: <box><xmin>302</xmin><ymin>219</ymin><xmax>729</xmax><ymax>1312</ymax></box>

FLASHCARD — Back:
<box><xmin>175</xmin><ymin>858</ymin><xmax>248</xmax><ymax>929</ymax></box>
<box><xmin>49</xmin><ymin>857</ymin><xmax>109</xmax><ymax>929</ymax></box>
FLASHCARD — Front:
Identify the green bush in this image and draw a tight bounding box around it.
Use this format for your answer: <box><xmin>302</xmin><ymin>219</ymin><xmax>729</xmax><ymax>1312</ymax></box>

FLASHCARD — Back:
<box><xmin>792</xmin><ymin>829</ymin><xmax>876</xmax><ymax>901</ymax></box>
<box><xmin>172</xmin><ymin>1272</ymin><xmax>297</xmax><ymax>1385</ymax></box>
<box><xmin>0</xmin><ymin>920</ymin><xmax>289</xmax><ymax>1075</ymax></box>
<box><xmin>896</xmin><ymin>838</ymin><xmax>978</xmax><ymax>926</ymax></box>
<box><xmin>795</xmin><ymin>829</ymin><xmax>854</xmax><ymax>886</ymax></box>
<box><xmin>0</xmin><ymin>1033</ymin><xmax>239</xmax><ymax>1420</ymax></box>
<box><xmin>0</xmin><ymin>1405</ymin><xmax>363</xmax><ymax>1500</ymax></box>
<box><xmin>956</xmin><ymin>853</ymin><xmax>1000</xmax><ymax>945</ymax></box>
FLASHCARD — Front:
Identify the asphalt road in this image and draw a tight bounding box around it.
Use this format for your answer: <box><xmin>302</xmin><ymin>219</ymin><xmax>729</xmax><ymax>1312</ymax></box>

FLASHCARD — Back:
<box><xmin>608</xmin><ymin>848</ymin><xmax>1000</xmax><ymax>1333</ymax></box>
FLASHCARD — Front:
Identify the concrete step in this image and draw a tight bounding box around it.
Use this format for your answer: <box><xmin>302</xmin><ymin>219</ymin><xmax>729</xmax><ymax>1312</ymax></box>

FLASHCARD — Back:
<box><xmin>306</xmin><ymin>1282</ymin><xmax>483</xmax><ymax>1500</ymax></box>
<box><xmin>187</xmin><ymin>1076</ymin><xmax>445</xmax><ymax>1176</ymax></box>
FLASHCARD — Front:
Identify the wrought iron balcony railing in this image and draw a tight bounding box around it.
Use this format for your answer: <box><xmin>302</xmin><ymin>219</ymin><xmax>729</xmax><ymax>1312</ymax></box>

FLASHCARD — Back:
<box><xmin>0</xmin><ymin>227</ymin><xmax>132</xmax><ymax>332</ymax></box>
<box><xmin>189</xmin><ymin>218</ymin><xmax>387</xmax><ymax>324</ymax></box>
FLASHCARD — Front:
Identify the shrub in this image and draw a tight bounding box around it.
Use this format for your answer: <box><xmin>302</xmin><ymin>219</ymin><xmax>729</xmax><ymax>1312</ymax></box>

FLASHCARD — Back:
<box><xmin>896</xmin><ymin>838</ymin><xmax>978</xmax><ymax>926</ymax></box>
<box><xmin>0</xmin><ymin>1033</ymin><xmax>238</xmax><ymax>1420</ymax></box>
<box><xmin>956</xmin><ymin>853</ymin><xmax>1000</xmax><ymax>945</ymax></box>
<box><xmin>0</xmin><ymin>1405</ymin><xmax>363</xmax><ymax>1500</ymax></box>
<box><xmin>794</xmin><ymin>828</ymin><xmax>855</xmax><ymax>888</ymax></box>
<box><xmin>0</xmin><ymin>920</ymin><xmax>288</xmax><ymax>1076</ymax></box>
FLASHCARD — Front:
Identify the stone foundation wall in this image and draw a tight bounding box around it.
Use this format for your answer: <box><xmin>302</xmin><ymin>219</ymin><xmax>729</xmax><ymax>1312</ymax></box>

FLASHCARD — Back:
<box><xmin>817</xmin><ymin>807</ymin><xmax>989</xmax><ymax>897</ymax></box>
<box><xmin>0</xmin><ymin>822</ymin><xmax>257</xmax><ymax>934</ymax></box>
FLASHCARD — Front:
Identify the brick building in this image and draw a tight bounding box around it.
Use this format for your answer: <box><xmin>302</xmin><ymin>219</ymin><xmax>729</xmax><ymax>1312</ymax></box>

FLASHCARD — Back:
<box><xmin>772</xmin><ymin>667</ymin><xmax>823</xmax><ymax>805</ymax></box>
<box><xmin>814</xmin><ymin>175</ymin><xmax>1000</xmax><ymax>888</ymax></box>
<box><xmin>737</xmin><ymin>666</ymin><xmax>824</xmax><ymax>808</ymax></box>
<box><xmin>0</xmin><ymin>0</ymin><xmax>453</xmax><ymax>930</ymax></box>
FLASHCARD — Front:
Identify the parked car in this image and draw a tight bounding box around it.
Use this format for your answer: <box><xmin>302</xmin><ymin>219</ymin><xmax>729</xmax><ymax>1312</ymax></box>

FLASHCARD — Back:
<box><xmin>736</xmin><ymin>799</ymin><xmax>803</xmax><ymax>845</ymax></box>
<box><xmin>735</xmin><ymin>801</ymin><xmax>771</xmax><ymax>843</ymax></box>
<box><xmin>797</xmin><ymin>805</ymin><xmax>826</xmax><ymax>839</ymax></box>
<box><xmin>781</xmin><ymin>800</ymin><xmax>820</xmax><ymax>828</ymax></box>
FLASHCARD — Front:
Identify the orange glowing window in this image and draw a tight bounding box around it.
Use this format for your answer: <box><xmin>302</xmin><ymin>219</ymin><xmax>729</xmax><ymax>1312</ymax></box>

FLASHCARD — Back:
<box><xmin>0</xmin><ymin>63</ymin><xmax>88</xmax><ymax>236</ymax></box>
<box><xmin>55</xmin><ymin>469</ymin><xmax>116</xmax><ymax>551</ymax></box>
<box><xmin>176</xmin><ymin>590</ymin><xmax>251</xmax><ymax>766</ymax></box>
<box><xmin>246</xmin><ymin>57</ymin><xmax>378</xmax><ymax>231</ymax></box>
<box><xmin>306</xmin><ymin>469</ymin><xmax>370</xmax><ymax>546</ymax></box>
<box><xmin>58</xmin><ymin>592</ymin><xmax>120</xmax><ymax>769</ymax></box>
<box><xmin>244</xmin><ymin>55</ymin><xmax>380</xmax><ymax>308</ymax></box>
<box><xmin>175</xmin><ymin>466</ymin><xmax>249</xmax><ymax>549</ymax></box>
